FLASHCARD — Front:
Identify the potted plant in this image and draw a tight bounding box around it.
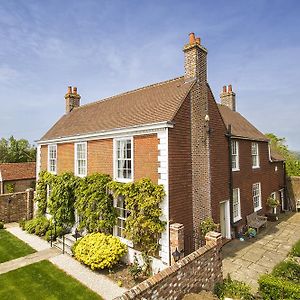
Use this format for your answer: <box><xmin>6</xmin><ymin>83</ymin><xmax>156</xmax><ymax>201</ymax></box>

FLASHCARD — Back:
<box><xmin>266</xmin><ymin>195</ymin><xmax>280</xmax><ymax>221</ymax></box>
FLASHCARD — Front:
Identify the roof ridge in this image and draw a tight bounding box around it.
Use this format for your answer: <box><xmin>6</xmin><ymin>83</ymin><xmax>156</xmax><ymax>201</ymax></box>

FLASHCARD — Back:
<box><xmin>77</xmin><ymin>76</ymin><xmax>184</xmax><ymax>109</ymax></box>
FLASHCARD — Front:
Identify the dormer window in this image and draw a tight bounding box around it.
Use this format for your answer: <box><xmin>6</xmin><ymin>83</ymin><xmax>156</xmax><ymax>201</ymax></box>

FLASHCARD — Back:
<box><xmin>231</xmin><ymin>140</ymin><xmax>239</xmax><ymax>171</ymax></box>
<box><xmin>251</xmin><ymin>142</ymin><xmax>260</xmax><ymax>168</ymax></box>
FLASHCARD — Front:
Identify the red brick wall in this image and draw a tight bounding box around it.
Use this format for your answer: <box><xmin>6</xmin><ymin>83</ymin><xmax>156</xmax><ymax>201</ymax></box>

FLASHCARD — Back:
<box><xmin>208</xmin><ymin>86</ymin><xmax>230</xmax><ymax>223</ymax></box>
<box><xmin>169</xmin><ymin>95</ymin><xmax>193</xmax><ymax>253</ymax></box>
<box><xmin>134</xmin><ymin>134</ymin><xmax>159</xmax><ymax>183</ymax></box>
<box><xmin>88</xmin><ymin>139</ymin><xmax>113</xmax><ymax>176</ymax></box>
<box><xmin>3</xmin><ymin>179</ymin><xmax>35</xmax><ymax>193</ymax></box>
<box><xmin>57</xmin><ymin>143</ymin><xmax>74</xmax><ymax>174</ymax></box>
<box><xmin>232</xmin><ymin>140</ymin><xmax>285</xmax><ymax>229</ymax></box>
<box><xmin>40</xmin><ymin>145</ymin><xmax>47</xmax><ymax>171</ymax></box>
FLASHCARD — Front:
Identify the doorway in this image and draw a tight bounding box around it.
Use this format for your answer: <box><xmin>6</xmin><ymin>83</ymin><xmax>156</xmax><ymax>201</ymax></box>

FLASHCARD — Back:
<box><xmin>220</xmin><ymin>200</ymin><xmax>231</xmax><ymax>239</ymax></box>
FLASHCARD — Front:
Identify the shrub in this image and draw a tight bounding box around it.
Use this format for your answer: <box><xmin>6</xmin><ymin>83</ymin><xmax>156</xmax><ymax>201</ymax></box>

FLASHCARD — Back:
<box><xmin>258</xmin><ymin>274</ymin><xmax>300</xmax><ymax>300</ymax></box>
<box><xmin>214</xmin><ymin>275</ymin><xmax>254</xmax><ymax>300</ymax></box>
<box><xmin>74</xmin><ymin>233</ymin><xmax>127</xmax><ymax>270</ymax></box>
<box><xmin>45</xmin><ymin>225</ymin><xmax>65</xmax><ymax>242</ymax></box>
<box><xmin>19</xmin><ymin>218</ymin><xmax>26</xmax><ymax>230</ymax></box>
<box><xmin>0</xmin><ymin>221</ymin><xmax>4</xmax><ymax>229</ymax></box>
<box><xmin>290</xmin><ymin>239</ymin><xmax>300</xmax><ymax>257</ymax></box>
<box><xmin>24</xmin><ymin>217</ymin><xmax>50</xmax><ymax>236</ymax></box>
<box><xmin>199</xmin><ymin>217</ymin><xmax>219</xmax><ymax>238</ymax></box>
<box><xmin>272</xmin><ymin>260</ymin><xmax>300</xmax><ymax>284</ymax></box>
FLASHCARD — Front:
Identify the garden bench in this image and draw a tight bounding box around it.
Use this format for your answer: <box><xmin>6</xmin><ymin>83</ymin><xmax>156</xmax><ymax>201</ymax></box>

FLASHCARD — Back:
<box><xmin>246</xmin><ymin>212</ymin><xmax>267</xmax><ymax>233</ymax></box>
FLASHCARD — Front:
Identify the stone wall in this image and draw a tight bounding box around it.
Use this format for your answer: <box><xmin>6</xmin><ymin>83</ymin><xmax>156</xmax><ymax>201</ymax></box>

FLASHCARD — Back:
<box><xmin>287</xmin><ymin>176</ymin><xmax>300</xmax><ymax>210</ymax></box>
<box><xmin>115</xmin><ymin>232</ymin><xmax>222</xmax><ymax>300</ymax></box>
<box><xmin>0</xmin><ymin>189</ymin><xmax>34</xmax><ymax>223</ymax></box>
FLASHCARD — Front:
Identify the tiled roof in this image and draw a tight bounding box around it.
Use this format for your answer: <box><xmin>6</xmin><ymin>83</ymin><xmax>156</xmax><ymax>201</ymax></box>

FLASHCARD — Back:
<box><xmin>0</xmin><ymin>162</ymin><xmax>36</xmax><ymax>181</ymax></box>
<box><xmin>217</xmin><ymin>104</ymin><xmax>269</xmax><ymax>142</ymax></box>
<box><xmin>270</xmin><ymin>147</ymin><xmax>285</xmax><ymax>161</ymax></box>
<box><xmin>40</xmin><ymin>77</ymin><xmax>195</xmax><ymax>141</ymax></box>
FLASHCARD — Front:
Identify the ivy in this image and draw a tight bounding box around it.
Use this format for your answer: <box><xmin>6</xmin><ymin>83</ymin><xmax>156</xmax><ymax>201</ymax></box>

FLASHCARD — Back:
<box><xmin>35</xmin><ymin>171</ymin><xmax>52</xmax><ymax>215</ymax></box>
<box><xmin>75</xmin><ymin>173</ymin><xmax>116</xmax><ymax>233</ymax></box>
<box><xmin>108</xmin><ymin>178</ymin><xmax>166</xmax><ymax>256</ymax></box>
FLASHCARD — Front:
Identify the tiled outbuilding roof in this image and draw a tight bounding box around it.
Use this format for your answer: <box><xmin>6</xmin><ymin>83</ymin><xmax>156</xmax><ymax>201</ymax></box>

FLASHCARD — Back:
<box><xmin>0</xmin><ymin>162</ymin><xmax>36</xmax><ymax>181</ymax></box>
<box><xmin>217</xmin><ymin>104</ymin><xmax>269</xmax><ymax>142</ymax></box>
<box><xmin>40</xmin><ymin>77</ymin><xmax>195</xmax><ymax>141</ymax></box>
<box><xmin>270</xmin><ymin>147</ymin><xmax>285</xmax><ymax>162</ymax></box>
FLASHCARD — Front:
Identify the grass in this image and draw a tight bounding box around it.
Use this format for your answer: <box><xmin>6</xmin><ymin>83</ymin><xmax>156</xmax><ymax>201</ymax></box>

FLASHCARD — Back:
<box><xmin>0</xmin><ymin>260</ymin><xmax>103</xmax><ymax>300</ymax></box>
<box><xmin>0</xmin><ymin>229</ymin><xmax>36</xmax><ymax>263</ymax></box>
<box><xmin>290</xmin><ymin>239</ymin><xmax>300</xmax><ymax>257</ymax></box>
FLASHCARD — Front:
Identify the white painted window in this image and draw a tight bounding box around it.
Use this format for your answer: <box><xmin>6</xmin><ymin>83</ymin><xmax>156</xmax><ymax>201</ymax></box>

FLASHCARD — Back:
<box><xmin>253</xmin><ymin>182</ymin><xmax>262</xmax><ymax>211</ymax></box>
<box><xmin>271</xmin><ymin>192</ymin><xmax>276</xmax><ymax>199</ymax></box>
<box><xmin>114</xmin><ymin>196</ymin><xmax>130</xmax><ymax>238</ymax></box>
<box><xmin>231</xmin><ymin>140</ymin><xmax>239</xmax><ymax>171</ymax></box>
<box><xmin>251</xmin><ymin>142</ymin><xmax>260</xmax><ymax>168</ymax></box>
<box><xmin>48</xmin><ymin>144</ymin><xmax>57</xmax><ymax>174</ymax></box>
<box><xmin>75</xmin><ymin>142</ymin><xmax>87</xmax><ymax>177</ymax></box>
<box><xmin>114</xmin><ymin>138</ymin><xmax>133</xmax><ymax>182</ymax></box>
<box><xmin>232</xmin><ymin>188</ymin><xmax>241</xmax><ymax>222</ymax></box>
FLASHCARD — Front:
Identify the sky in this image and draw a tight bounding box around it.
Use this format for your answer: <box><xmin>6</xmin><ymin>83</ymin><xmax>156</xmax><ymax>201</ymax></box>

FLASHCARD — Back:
<box><xmin>0</xmin><ymin>0</ymin><xmax>299</xmax><ymax>150</ymax></box>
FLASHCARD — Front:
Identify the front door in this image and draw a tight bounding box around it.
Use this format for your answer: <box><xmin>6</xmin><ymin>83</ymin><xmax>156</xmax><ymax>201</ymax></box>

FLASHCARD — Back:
<box><xmin>220</xmin><ymin>200</ymin><xmax>231</xmax><ymax>239</ymax></box>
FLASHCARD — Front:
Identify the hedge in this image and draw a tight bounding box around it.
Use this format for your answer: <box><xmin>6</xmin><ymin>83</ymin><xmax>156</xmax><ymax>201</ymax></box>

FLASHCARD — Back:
<box><xmin>258</xmin><ymin>274</ymin><xmax>300</xmax><ymax>300</ymax></box>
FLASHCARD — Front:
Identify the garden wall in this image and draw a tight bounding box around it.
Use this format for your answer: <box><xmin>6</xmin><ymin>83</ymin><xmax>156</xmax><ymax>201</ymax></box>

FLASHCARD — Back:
<box><xmin>287</xmin><ymin>176</ymin><xmax>300</xmax><ymax>210</ymax></box>
<box><xmin>0</xmin><ymin>189</ymin><xmax>34</xmax><ymax>223</ymax></box>
<box><xmin>115</xmin><ymin>232</ymin><xmax>222</xmax><ymax>300</ymax></box>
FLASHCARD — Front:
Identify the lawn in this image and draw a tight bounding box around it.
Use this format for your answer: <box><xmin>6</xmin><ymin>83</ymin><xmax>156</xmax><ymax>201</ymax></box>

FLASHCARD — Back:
<box><xmin>0</xmin><ymin>260</ymin><xmax>102</xmax><ymax>300</ymax></box>
<box><xmin>0</xmin><ymin>229</ymin><xmax>36</xmax><ymax>263</ymax></box>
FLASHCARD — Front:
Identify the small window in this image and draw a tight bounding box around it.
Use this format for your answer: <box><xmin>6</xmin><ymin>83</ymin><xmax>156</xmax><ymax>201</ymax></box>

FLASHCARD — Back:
<box><xmin>48</xmin><ymin>144</ymin><xmax>57</xmax><ymax>174</ymax></box>
<box><xmin>231</xmin><ymin>140</ymin><xmax>239</xmax><ymax>171</ymax></box>
<box><xmin>232</xmin><ymin>188</ymin><xmax>241</xmax><ymax>222</ymax></box>
<box><xmin>251</xmin><ymin>142</ymin><xmax>260</xmax><ymax>168</ymax></box>
<box><xmin>115</xmin><ymin>138</ymin><xmax>133</xmax><ymax>182</ymax></box>
<box><xmin>115</xmin><ymin>197</ymin><xmax>130</xmax><ymax>238</ymax></box>
<box><xmin>253</xmin><ymin>182</ymin><xmax>262</xmax><ymax>211</ymax></box>
<box><xmin>75</xmin><ymin>142</ymin><xmax>87</xmax><ymax>177</ymax></box>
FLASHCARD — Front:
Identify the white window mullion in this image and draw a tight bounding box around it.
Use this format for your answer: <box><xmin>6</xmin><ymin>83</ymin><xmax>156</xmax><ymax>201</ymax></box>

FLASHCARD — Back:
<box><xmin>48</xmin><ymin>144</ymin><xmax>57</xmax><ymax>174</ymax></box>
<box><xmin>75</xmin><ymin>142</ymin><xmax>87</xmax><ymax>177</ymax></box>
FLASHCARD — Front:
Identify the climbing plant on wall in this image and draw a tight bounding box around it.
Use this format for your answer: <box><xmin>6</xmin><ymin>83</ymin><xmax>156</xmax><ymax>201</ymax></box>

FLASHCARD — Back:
<box><xmin>75</xmin><ymin>173</ymin><xmax>116</xmax><ymax>233</ymax></box>
<box><xmin>108</xmin><ymin>178</ymin><xmax>166</xmax><ymax>256</ymax></box>
<box><xmin>35</xmin><ymin>170</ymin><xmax>52</xmax><ymax>215</ymax></box>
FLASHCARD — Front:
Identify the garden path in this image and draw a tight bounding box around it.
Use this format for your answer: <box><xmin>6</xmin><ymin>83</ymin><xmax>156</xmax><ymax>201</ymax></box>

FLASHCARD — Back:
<box><xmin>222</xmin><ymin>212</ymin><xmax>300</xmax><ymax>291</ymax></box>
<box><xmin>2</xmin><ymin>223</ymin><xmax>127</xmax><ymax>300</ymax></box>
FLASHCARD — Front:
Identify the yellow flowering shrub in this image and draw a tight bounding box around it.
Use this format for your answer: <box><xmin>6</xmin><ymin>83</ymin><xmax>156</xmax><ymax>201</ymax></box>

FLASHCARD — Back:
<box><xmin>74</xmin><ymin>233</ymin><xmax>127</xmax><ymax>270</ymax></box>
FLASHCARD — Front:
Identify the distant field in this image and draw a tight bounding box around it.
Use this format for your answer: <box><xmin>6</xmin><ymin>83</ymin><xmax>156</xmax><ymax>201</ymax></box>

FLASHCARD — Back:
<box><xmin>0</xmin><ymin>229</ymin><xmax>35</xmax><ymax>263</ymax></box>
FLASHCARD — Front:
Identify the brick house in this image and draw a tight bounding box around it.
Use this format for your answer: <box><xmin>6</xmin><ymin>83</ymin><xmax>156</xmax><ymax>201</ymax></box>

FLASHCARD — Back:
<box><xmin>37</xmin><ymin>33</ymin><xmax>285</xmax><ymax>268</ymax></box>
<box><xmin>0</xmin><ymin>162</ymin><xmax>36</xmax><ymax>194</ymax></box>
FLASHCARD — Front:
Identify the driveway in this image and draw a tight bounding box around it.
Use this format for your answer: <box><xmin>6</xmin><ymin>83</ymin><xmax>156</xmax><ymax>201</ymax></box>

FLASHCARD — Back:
<box><xmin>222</xmin><ymin>212</ymin><xmax>300</xmax><ymax>291</ymax></box>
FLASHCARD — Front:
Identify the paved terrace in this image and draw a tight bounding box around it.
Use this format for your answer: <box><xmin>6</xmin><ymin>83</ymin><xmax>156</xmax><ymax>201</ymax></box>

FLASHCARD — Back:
<box><xmin>222</xmin><ymin>212</ymin><xmax>300</xmax><ymax>291</ymax></box>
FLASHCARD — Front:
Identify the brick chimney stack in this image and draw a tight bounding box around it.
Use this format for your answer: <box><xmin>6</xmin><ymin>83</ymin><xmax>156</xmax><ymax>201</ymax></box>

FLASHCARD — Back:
<box><xmin>65</xmin><ymin>86</ymin><xmax>81</xmax><ymax>113</ymax></box>
<box><xmin>183</xmin><ymin>32</ymin><xmax>208</xmax><ymax>83</ymax></box>
<box><xmin>220</xmin><ymin>84</ymin><xmax>236</xmax><ymax>111</ymax></box>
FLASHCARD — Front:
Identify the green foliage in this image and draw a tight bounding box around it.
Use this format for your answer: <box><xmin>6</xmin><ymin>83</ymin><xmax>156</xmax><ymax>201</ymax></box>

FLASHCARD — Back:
<box><xmin>5</xmin><ymin>183</ymin><xmax>15</xmax><ymax>193</ymax></box>
<box><xmin>199</xmin><ymin>217</ymin><xmax>218</xmax><ymax>237</ymax></box>
<box><xmin>35</xmin><ymin>171</ymin><xmax>52</xmax><ymax>215</ymax></box>
<box><xmin>74</xmin><ymin>233</ymin><xmax>127</xmax><ymax>270</ymax></box>
<box><xmin>47</xmin><ymin>172</ymin><xmax>78</xmax><ymax>226</ymax></box>
<box><xmin>266</xmin><ymin>133</ymin><xmax>300</xmax><ymax>176</ymax></box>
<box><xmin>214</xmin><ymin>275</ymin><xmax>254</xmax><ymax>300</ymax></box>
<box><xmin>24</xmin><ymin>216</ymin><xmax>50</xmax><ymax>236</ymax></box>
<box><xmin>272</xmin><ymin>260</ymin><xmax>300</xmax><ymax>284</ymax></box>
<box><xmin>0</xmin><ymin>221</ymin><xmax>4</xmax><ymax>229</ymax></box>
<box><xmin>258</xmin><ymin>274</ymin><xmax>300</xmax><ymax>300</ymax></box>
<box><xmin>244</xmin><ymin>227</ymin><xmax>256</xmax><ymax>238</ymax></box>
<box><xmin>128</xmin><ymin>253</ymin><xmax>152</xmax><ymax>280</ymax></box>
<box><xmin>266</xmin><ymin>195</ymin><xmax>280</xmax><ymax>208</ymax></box>
<box><xmin>290</xmin><ymin>239</ymin><xmax>300</xmax><ymax>257</ymax></box>
<box><xmin>108</xmin><ymin>178</ymin><xmax>166</xmax><ymax>256</ymax></box>
<box><xmin>75</xmin><ymin>173</ymin><xmax>116</xmax><ymax>233</ymax></box>
<box><xmin>45</xmin><ymin>225</ymin><xmax>66</xmax><ymax>242</ymax></box>
<box><xmin>19</xmin><ymin>218</ymin><xmax>26</xmax><ymax>230</ymax></box>
<box><xmin>0</xmin><ymin>136</ymin><xmax>36</xmax><ymax>163</ymax></box>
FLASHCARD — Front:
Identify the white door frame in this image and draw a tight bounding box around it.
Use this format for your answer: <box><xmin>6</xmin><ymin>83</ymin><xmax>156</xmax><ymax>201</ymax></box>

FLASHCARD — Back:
<box><xmin>220</xmin><ymin>200</ymin><xmax>231</xmax><ymax>239</ymax></box>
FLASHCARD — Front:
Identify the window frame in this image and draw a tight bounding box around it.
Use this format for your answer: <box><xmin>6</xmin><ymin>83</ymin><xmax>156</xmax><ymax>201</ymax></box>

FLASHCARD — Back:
<box><xmin>251</xmin><ymin>142</ymin><xmax>260</xmax><ymax>169</ymax></box>
<box><xmin>253</xmin><ymin>182</ymin><xmax>262</xmax><ymax>212</ymax></box>
<box><xmin>113</xmin><ymin>137</ymin><xmax>134</xmax><ymax>183</ymax></box>
<box><xmin>74</xmin><ymin>142</ymin><xmax>87</xmax><ymax>177</ymax></box>
<box><xmin>231</xmin><ymin>140</ymin><xmax>239</xmax><ymax>171</ymax></box>
<box><xmin>232</xmin><ymin>188</ymin><xmax>241</xmax><ymax>222</ymax></box>
<box><xmin>47</xmin><ymin>144</ymin><xmax>57</xmax><ymax>174</ymax></box>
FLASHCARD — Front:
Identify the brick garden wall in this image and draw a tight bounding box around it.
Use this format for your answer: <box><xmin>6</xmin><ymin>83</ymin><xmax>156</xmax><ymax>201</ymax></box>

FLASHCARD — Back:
<box><xmin>115</xmin><ymin>232</ymin><xmax>223</xmax><ymax>300</ymax></box>
<box><xmin>3</xmin><ymin>179</ymin><xmax>35</xmax><ymax>194</ymax></box>
<box><xmin>287</xmin><ymin>176</ymin><xmax>300</xmax><ymax>210</ymax></box>
<box><xmin>0</xmin><ymin>189</ymin><xmax>34</xmax><ymax>223</ymax></box>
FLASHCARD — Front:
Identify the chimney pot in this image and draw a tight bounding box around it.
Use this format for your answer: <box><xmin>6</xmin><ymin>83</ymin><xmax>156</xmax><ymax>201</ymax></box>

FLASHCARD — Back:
<box><xmin>73</xmin><ymin>87</ymin><xmax>77</xmax><ymax>94</ymax></box>
<box><xmin>222</xmin><ymin>86</ymin><xmax>227</xmax><ymax>93</ymax></box>
<box><xmin>220</xmin><ymin>84</ymin><xmax>236</xmax><ymax>111</ymax></box>
<box><xmin>195</xmin><ymin>37</ymin><xmax>201</xmax><ymax>45</ymax></box>
<box><xmin>67</xmin><ymin>86</ymin><xmax>72</xmax><ymax>94</ymax></box>
<box><xmin>189</xmin><ymin>32</ymin><xmax>196</xmax><ymax>44</ymax></box>
<box><xmin>228</xmin><ymin>85</ymin><xmax>232</xmax><ymax>92</ymax></box>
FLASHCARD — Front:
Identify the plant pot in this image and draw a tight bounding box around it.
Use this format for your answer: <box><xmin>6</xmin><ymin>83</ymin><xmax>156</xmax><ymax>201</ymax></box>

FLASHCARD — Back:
<box><xmin>265</xmin><ymin>212</ymin><xmax>279</xmax><ymax>222</ymax></box>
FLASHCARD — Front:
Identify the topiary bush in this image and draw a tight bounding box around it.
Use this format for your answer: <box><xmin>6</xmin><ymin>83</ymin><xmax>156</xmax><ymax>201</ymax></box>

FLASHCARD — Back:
<box><xmin>272</xmin><ymin>260</ymin><xmax>300</xmax><ymax>285</ymax></box>
<box><xmin>214</xmin><ymin>275</ymin><xmax>254</xmax><ymax>300</ymax></box>
<box><xmin>74</xmin><ymin>232</ymin><xmax>127</xmax><ymax>270</ymax></box>
<box><xmin>258</xmin><ymin>274</ymin><xmax>300</xmax><ymax>300</ymax></box>
<box><xmin>24</xmin><ymin>216</ymin><xmax>50</xmax><ymax>236</ymax></box>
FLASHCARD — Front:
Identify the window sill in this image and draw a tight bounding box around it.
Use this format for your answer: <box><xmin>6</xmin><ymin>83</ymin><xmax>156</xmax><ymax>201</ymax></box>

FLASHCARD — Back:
<box><xmin>232</xmin><ymin>168</ymin><xmax>240</xmax><ymax>172</ymax></box>
<box><xmin>252</xmin><ymin>166</ymin><xmax>260</xmax><ymax>170</ymax></box>
<box><xmin>233</xmin><ymin>216</ymin><xmax>242</xmax><ymax>223</ymax></box>
<box><xmin>254</xmin><ymin>206</ymin><xmax>262</xmax><ymax>212</ymax></box>
<box><xmin>75</xmin><ymin>174</ymin><xmax>87</xmax><ymax>178</ymax></box>
<box><xmin>114</xmin><ymin>178</ymin><xmax>133</xmax><ymax>183</ymax></box>
<box><xmin>117</xmin><ymin>236</ymin><xmax>133</xmax><ymax>248</ymax></box>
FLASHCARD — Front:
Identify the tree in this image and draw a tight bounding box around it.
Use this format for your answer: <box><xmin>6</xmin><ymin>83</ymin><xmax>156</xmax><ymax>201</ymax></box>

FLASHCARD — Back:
<box><xmin>0</xmin><ymin>136</ymin><xmax>36</xmax><ymax>163</ymax></box>
<box><xmin>266</xmin><ymin>133</ymin><xmax>300</xmax><ymax>177</ymax></box>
